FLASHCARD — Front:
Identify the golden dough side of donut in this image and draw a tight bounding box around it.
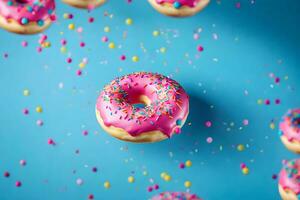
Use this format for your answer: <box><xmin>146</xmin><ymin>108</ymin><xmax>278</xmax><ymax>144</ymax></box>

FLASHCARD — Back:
<box><xmin>96</xmin><ymin>109</ymin><xmax>188</xmax><ymax>143</ymax></box>
<box><xmin>148</xmin><ymin>0</ymin><xmax>210</xmax><ymax>17</ymax></box>
<box><xmin>279</xmin><ymin>185</ymin><xmax>299</xmax><ymax>200</ymax></box>
<box><xmin>280</xmin><ymin>136</ymin><xmax>300</xmax><ymax>154</ymax></box>
<box><xmin>0</xmin><ymin>15</ymin><xmax>52</xmax><ymax>34</ymax></box>
<box><xmin>62</xmin><ymin>0</ymin><xmax>106</xmax><ymax>9</ymax></box>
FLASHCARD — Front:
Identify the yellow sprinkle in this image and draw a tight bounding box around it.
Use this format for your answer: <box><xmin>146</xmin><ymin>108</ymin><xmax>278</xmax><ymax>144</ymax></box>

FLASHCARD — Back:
<box><xmin>104</xmin><ymin>181</ymin><xmax>110</xmax><ymax>189</ymax></box>
<box><xmin>185</xmin><ymin>160</ymin><xmax>192</xmax><ymax>167</ymax></box>
<box><xmin>270</xmin><ymin>122</ymin><xmax>275</xmax><ymax>130</ymax></box>
<box><xmin>63</xmin><ymin>13</ymin><xmax>69</xmax><ymax>19</ymax></box>
<box><xmin>164</xmin><ymin>175</ymin><xmax>171</xmax><ymax>182</ymax></box>
<box><xmin>143</xmin><ymin>171</ymin><xmax>148</xmax><ymax>176</ymax></box>
<box><xmin>237</xmin><ymin>144</ymin><xmax>245</xmax><ymax>151</ymax></box>
<box><xmin>132</xmin><ymin>56</ymin><xmax>139</xmax><ymax>62</ymax></box>
<box><xmin>23</xmin><ymin>89</ymin><xmax>30</xmax><ymax>96</ymax></box>
<box><xmin>60</xmin><ymin>46</ymin><xmax>67</xmax><ymax>53</ymax></box>
<box><xmin>36</xmin><ymin>106</ymin><xmax>43</xmax><ymax>113</ymax></box>
<box><xmin>160</xmin><ymin>172</ymin><xmax>167</xmax><ymax>179</ymax></box>
<box><xmin>242</xmin><ymin>167</ymin><xmax>249</xmax><ymax>175</ymax></box>
<box><xmin>104</xmin><ymin>26</ymin><xmax>110</xmax><ymax>33</ymax></box>
<box><xmin>160</xmin><ymin>47</ymin><xmax>167</xmax><ymax>53</ymax></box>
<box><xmin>257</xmin><ymin>99</ymin><xmax>263</xmax><ymax>105</ymax></box>
<box><xmin>128</xmin><ymin>176</ymin><xmax>135</xmax><ymax>183</ymax></box>
<box><xmin>153</xmin><ymin>30</ymin><xmax>160</xmax><ymax>37</ymax></box>
<box><xmin>125</xmin><ymin>18</ymin><xmax>133</xmax><ymax>25</ymax></box>
<box><xmin>79</xmin><ymin>62</ymin><xmax>85</xmax><ymax>69</ymax></box>
<box><xmin>184</xmin><ymin>181</ymin><xmax>192</xmax><ymax>188</ymax></box>
<box><xmin>108</xmin><ymin>42</ymin><xmax>115</xmax><ymax>49</ymax></box>
<box><xmin>68</xmin><ymin>23</ymin><xmax>75</xmax><ymax>30</ymax></box>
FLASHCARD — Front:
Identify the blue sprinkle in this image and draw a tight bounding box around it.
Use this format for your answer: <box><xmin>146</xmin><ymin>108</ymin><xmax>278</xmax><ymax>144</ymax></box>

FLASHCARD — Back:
<box><xmin>278</xmin><ymin>130</ymin><xmax>283</xmax><ymax>136</ymax></box>
<box><xmin>176</xmin><ymin>119</ymin><xmax>182</xmax><ymax>126</ymax></box>
<box><xmin>7</xmin><ymin>1</ymin><xmax>13</xmax><ymax>6</ymax></box>
<box><xmin>173</xmin><ymin>1</ymin><xmax>182</xmax><ymax>9</ymax></box>
<box><xmin>20</xmin><ymin>17</ymin><xmax>29</xmax><ymax>25</ymax></box>
<box><xmin>37</xmin><ymin>20</ymin><xmax>44</xmax><ymax>26</ymax></box>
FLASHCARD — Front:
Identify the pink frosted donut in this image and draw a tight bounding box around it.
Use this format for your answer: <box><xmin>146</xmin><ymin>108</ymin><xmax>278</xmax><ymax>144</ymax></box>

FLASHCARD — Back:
<box><xmin>151</xmin><ymin>192</ymin><xmax>202</xmax><ymax>200</ymax></box>
<box><xmin>279</xmin><ymin>108</ymin><xmax>300</xmax><ymax>153</ymax></box>
<box><xmin>0</xmin><ymin>0</ymin><xmax>55</xmax><ymax>34</ymax></box>
<box><xmin>96</xmin><ymin>72</ymin><xmax>189</xmax><ymax>143</ymax></box>
<box><xmin>278</xmin><ymin>159</ymin><xmax>300</xmax><ymax>200</ymax></box>
<box><xmin>148</xmin><ymin>0</ymin><xmax>210</xmax><ymax>17</ymax></box>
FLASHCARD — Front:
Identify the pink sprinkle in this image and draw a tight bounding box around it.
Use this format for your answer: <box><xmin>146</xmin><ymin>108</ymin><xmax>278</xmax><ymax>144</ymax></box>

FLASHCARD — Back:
<box><xmin>120</xmin><ymin>55</ymin><xmax>126</xmax><ymax>61</ymax></box>
<box><xmin>36</xmin><ymin>119</ymin><xmax>43</xmax><ymax>126</ymax></box>
<box><xmin>102</xmin><ymin>36</ymin><xmax>108</xmax><ymax>42</ymax></box>
<box><xmin>77</xmin><ymin>27</ymin><xmax>83</xmax><ymax>33</ymax></box>
<box><xmin>88</xmin><ymin>194</ymin><xmax>94</xmax><ymax>199</ymax></box>
<box><xmin>21</xmin><ymin>41</ymin><xmax>28</xmax><ymax>47</ymax></box>
<box><xmin>61</xmin><ymin>39</ymin><xmax>67</xmax><ymax>46</ymax></box>
<box><xmin>243</xmin><ymin>119</ymin><xmax>249</xmax><ymax>126</ymax></box>
<box><xmin>179</xmin><ymin>163</ymin><xmax>185</xmax><ymax>169</ymax></box>
<box><xmin>23</xmin><ymin>108</ymin><xmax>29</xmax><ymax>115</ymax></box>
<box><xmin>206</xmin><ymin>137</ymin><xmax>213</xmax><ymax>143</ymax></box>
<box><xmin>240</xmin><ymin>163</ymin><xmax>246</xmax><ymax>169</ymax></box>
<box><xmin>197</xmin><ymin>45</ymin><xmax>204</xmax><ymax>52</ymax></box>
<box><xmin>82</xmin><ymin>130</ymin><xmax>88</xmax><ymax>136</ymax></box>
<box><xmin>66</xmin><ymin>57</ymin><xmax>72</xmax><ymax>63</ymax></box>
<box><xmin>147</xmin><ymin>186</ymin><xmax>153</xmax><ymax>192</ymax></box>
<box><xmin>205</xmin><ymin>121</ymin><xmax>212</xmax><ymax>127</ymax></box>
<box><xmin>236</xmin><ymin>2</ymin><xmax>241</xmax><ymax>8</ymax></box>
<box><xmin>20</xmin><ymin>160</ymin><xmax>26</xmax><ymax>166</ymax></box>
<box><xmin>15</xmin><ymin>181</ymin><xmax>22</xmax><ymax>187</ymax></box>
<box><xmin>193</xmin><ymin>33</ymin><xmax>200</xmax><ymax>40</ymax></box>
<box><xmin>88</xmin><ymin>17</ymin><xmax>94</xmax><ymax>23</ymax></box>
<box><xmin>153</xmin><ymin>184</ymin><xmax>159</xmax><ymax>190</ymax></box>
<box><xmin>80</xmin><ymin>42</ymin><xmax>85</xmax><ymax>47</ymax></box>
<box><xmin>4</xmin><ymin>171</ymin><xmax>10</xmax><ymax>177</ymax></box>
<box><xmin>48</xmin><ymin>138</ymin><xmax>55</xmax><ymax>145</ymax></box>
<box><xmin>265</xmin><ymin>99</ymin><xmax>270</xmax><ymax>105</ymax></box>
<box><xmin>68</xmin><ymin>14</ymin><xmax>73</xmax><ymax>19</ymax></box>
<box><xmin>275</xmin><ymin>77</ymin><xmax>280</xmax><ymax>83</ymax></box>
<box><xmin>76</xmin><ymin>70</ymin><xmax>82</xmax><ymax>76</ymax></box>
<box><xmin>275</xmin><ymin>99</ymin><xmax>281</xmax><ymax>104</ymax></box>
<box><xmin>174</xmin><ymin>127</ymin><xmax>181</xmax><ymax>134</ymax></box>
<box><xmin>36</xmin><ymin>47</ymin><xmax>42</xmax><ymax>53</ymax></box>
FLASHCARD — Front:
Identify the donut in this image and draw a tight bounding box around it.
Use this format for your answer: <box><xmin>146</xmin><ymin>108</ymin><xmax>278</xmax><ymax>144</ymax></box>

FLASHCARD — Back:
<box><xmin>279</xmin><ymin>108</ymin><xmax>300</xmax><ymax>153</ymax></box>
<box><xmin>0</xmin><ymin>0</ymin><xmax>55</xmax><ymax>34</ymax></box>
<box><xmin>151</xmin><ymin>192</ymin><xmax>202</xmax><ymax>200</ymax></box>
<box><xmin>62</xmin><ymin>0</ymin><xmax>106</xmax><ymax>9</ymax></box>
<box><xmin>279</xmin><ymin>159</ymin><xmax>300</xmax><ymax>200</ymax></box>
<box><xmin>95</xmin><ymin>72</ymin><xmax>189</xmax><ymax>143</ymax></box>
<box><xmin>148</xmin><ymin>0</ymin><xmax>210</xmax><ymax>17</ymax></box>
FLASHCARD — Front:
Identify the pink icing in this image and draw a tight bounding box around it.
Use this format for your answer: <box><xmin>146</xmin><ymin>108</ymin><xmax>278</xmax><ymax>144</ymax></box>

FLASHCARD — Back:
<box><xmin>155</xmin><ymin>0</ymin><xmax>200</xmax><ymax>7</ymax></box>
<box><xmin>279</xmin><ymin>108</ymin><xmax>300</xmax><ymax>142</ymax></box>
<box><xmin>151</xmin><ymin>192</ymin><xmax>202</xmax><ymax>200</ymax></box>
<box><xmin>279</xmin><ymin>159</ymin><xmax>300</xmax><ymax>195</ymax></box>
<box><xmin>0</xmin><ymin>0</ymin><xmax>55</xmax><ymax>25</ymax></box>
<box><xmin>96</xmin><ymin>72</ymin><xmax>189</xmax><ymax>137</ymax></box>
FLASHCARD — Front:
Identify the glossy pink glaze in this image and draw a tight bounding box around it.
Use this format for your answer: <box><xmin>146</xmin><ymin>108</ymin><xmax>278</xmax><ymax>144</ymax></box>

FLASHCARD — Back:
<box><xmin>155</xmin><ymin>0</ymin><xmax>200</xmax><ymax>7</ymax></box>
<box><xmin>0</xmin><ymin>0</ymin><xmax>55</xmax><ymax>24</ymax></box>
<box><xmin>280</xmin><ymin>109</ymin><xmax>300</xmax><ymax>142</ymax></box>
<box><xmin>279</xmin><ymin>159</ymin><xmax>300</xmax><ymax>195</ymax></box>
<box><xmin>96</xmin><ymin>72</ymin><xmax>189</xmax><ymax>137</ymax></box>
<box><xmin>151</xmin><ymin>192</ymin><xmax>202</xmax><ymax>200</ymax></box>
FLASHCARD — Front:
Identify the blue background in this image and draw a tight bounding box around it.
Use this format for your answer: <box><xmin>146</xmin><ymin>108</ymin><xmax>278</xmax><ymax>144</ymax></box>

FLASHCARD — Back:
<box><xmin>0</xmin><ymin>0</ymin><xmax>300</xmax><ymax>199</ymax></box>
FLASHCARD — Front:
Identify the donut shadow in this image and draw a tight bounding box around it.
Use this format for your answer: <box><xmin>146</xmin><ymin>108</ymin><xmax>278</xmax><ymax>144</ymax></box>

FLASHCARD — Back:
<box><xmin>127</xmin><ymin>91</ymin><xmax>240</xmax><ymax>159</ymax></box>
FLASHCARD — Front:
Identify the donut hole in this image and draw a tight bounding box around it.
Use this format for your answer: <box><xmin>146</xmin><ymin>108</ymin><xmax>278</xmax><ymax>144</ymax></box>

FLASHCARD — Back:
<box><xmin>132</xmin><ymin>95</ymin><xmax>151</xmax><ymax>109</ymax></box>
